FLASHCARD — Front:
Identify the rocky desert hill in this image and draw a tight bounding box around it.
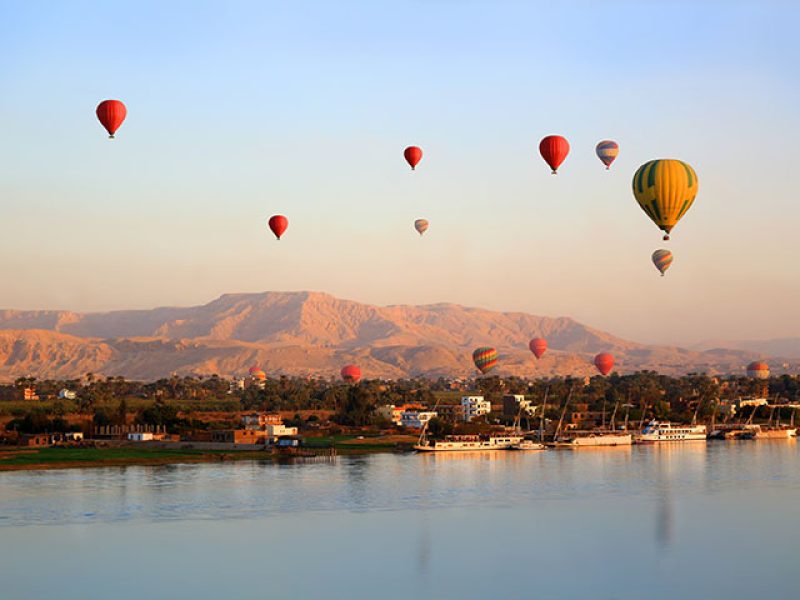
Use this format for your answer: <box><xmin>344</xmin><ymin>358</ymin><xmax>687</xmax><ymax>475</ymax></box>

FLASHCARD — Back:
<box><xmin>0</xmin><ymin>291</ymin><xmax>788</xmax><ymax>380</ymax></box>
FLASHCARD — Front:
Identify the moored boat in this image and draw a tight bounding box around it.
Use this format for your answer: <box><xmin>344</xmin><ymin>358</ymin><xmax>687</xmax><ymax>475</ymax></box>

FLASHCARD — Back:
<box><xmin>555</xmin><ymin>432</ymin><xmax>632</xmax><ymax>447</ymax></box>
<box><xmin>415</xmin><ymin>433</ymin><xmax>524</xmax><ymax>452</ymax></box>
<box><xmin>510</xmin><ymin>439</ymin><xmax>546</xmax><ymax>451</ymax></box>
<box><xmin>635</xmin><ymin>420</ymin><xmax>707</xmax><ymax>443</ymax></box>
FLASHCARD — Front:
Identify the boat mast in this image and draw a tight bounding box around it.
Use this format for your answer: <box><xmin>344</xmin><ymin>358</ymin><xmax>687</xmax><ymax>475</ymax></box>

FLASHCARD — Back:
<box><xmin>539</xmin><ymin>386</ymin><xmax>549</xmax><ymax>442</ymax></box>
<box><xmin>554</xmin><ymin>384</ymin><xmax>574</xmax><ymax>441</ymax></box>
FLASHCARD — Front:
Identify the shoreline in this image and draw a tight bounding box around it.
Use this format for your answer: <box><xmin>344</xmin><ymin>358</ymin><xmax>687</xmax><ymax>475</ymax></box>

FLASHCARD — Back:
<box><xmin>0</xmin><ymin>439</ymin><xmax>410</xmax><ymax>473</ymax></box>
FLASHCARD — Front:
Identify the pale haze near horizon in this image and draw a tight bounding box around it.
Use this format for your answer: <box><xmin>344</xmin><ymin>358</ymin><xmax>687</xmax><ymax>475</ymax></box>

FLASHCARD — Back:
<box><xmin>0</xmin><ymin>1</ymin><xmax>798</xmax><ymax>346</ymax></box>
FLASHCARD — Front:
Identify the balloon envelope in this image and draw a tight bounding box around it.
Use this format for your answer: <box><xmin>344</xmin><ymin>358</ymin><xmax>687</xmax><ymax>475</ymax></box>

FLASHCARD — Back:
<box><xmin>268</xmin><ymin>215</ymin><xmax>288</xmax><ymax>240</ymax></box>
<box><xmin>596</xmin><ymin>140</ymin><xmax>619</xmax><ymax>169</ymax></box>
<box><xmin>404</xmin><ymin>146</ymin><xmax>423</xmax><ymax>170</ymax></box>
<box><xmin>539</xmin><ymin>135</ymin><xmax>570</xmax><ymax>174</ymax></box>
<box><xmin>96</xmin><ymin>100</ymin><xmax>127</xmax><ymax>138</ymax></box>
<box><xmin>746</xmin><ymin>361</ymin><xmax>769</xmax><ymax>379</ymax></box>
<box><xmin>472</xmin><ymin>347</ymin><xmax>499</xmax><ymax>374</ymax></box>
<box><xmin>594</xmin><ymin>353</ymin><xmax>614</xmax><ymax>376</ymax></box>
<box><xmin>529</xmin><ymin>338</ymin><xmax>547</xmax><ymax>359</ymax></box>
<box><xmin>633</xmin><ymin>159</ymin><xmax>698</xmax><ymax>240</ymax></box>
<box><xmin>651</xmin><ymin>249</ymin><xmax>673</xmax><ymax>276</ymax></box>
<box><xmin>341</xmin><ymin>364</ymin><xmax>362</xmax><ymax>383</ymax></box>
<box><xmin>414</xmin><ymin>219</ymin><xmax>429</xmax><ymax>236</ymax></box>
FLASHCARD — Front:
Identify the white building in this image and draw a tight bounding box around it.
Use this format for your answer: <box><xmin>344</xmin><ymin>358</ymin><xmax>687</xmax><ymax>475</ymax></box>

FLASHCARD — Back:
<box><xmin>128</xmin><ymin>432</ymin><xmax>154</xmax><ymax>442</ymax></box>
<box><xmin>58</xmin><ymin>389</ymin><xmax>77</xmax><ymax>400</ymax></box>
<box><xmin>265</xmin><ymin>424</ymin><xmax>298</xmax><ymax>439</ymax></box>
<box><xmin>738</xmin><ymin>397</ymin><xmax>769</xmax><ymax>408</ymax></box>
<box><xmin>461</xmin><ymin>396</ymin><xmax>491</xmax><ymax>422</ymax></box>
<box><xmin>400</xmin><ymin>410</ymin><xmax>438</xmax><ymax>429</ymax></box>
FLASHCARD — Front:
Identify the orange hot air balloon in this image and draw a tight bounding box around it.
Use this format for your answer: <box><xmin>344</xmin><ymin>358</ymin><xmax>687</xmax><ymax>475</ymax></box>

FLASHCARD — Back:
<box><xmin>404</xmin><ymin>146</ymin><xmax>423</xmax><ymax>170</ymax></box>
<box><xmin>268</xmin><ymin>215</ymin><xmax>288</xmax><ymax>240</ymax></box>
<box><xmin>594</xmin><ymin>353</ymin><xmax>614</xmax><ymax>376</ymax></box>
<box><xmin>529</xmin><ymin>338</ymin><xmax>547</xmax><ymax>359</ymax></box>
<box><xmin>341</xmin><ymin>364</ymin><xmax>361</xmax><ymax>383</ymax></box>
<box><xmin>539</xmin><ymin>135</ymin><xmax>569</xmax><ymax>174</ymax></box>
<box><xmin>96</xmin><ymin>100</ymin><xmax>127</xmax><ymax>139</ymax></box>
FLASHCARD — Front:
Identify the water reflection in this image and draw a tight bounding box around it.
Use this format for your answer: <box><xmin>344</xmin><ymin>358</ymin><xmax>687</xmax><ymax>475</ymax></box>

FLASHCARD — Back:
<box><xmin>1</xmin><ymin>443</ymin><xmax>799</xmax><ymax>600</ymax></box>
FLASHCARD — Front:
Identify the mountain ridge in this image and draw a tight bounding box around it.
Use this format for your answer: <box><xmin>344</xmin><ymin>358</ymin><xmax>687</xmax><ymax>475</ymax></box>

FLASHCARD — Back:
<box><xmin>0</xmin><ymin>291</ymin><xmax>791</xmax><ymax>380</ymax></box>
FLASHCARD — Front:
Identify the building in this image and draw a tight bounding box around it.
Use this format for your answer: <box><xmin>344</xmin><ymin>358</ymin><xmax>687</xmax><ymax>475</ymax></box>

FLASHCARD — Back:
<box><xmin>738</xmin><ymin>397</ymin><xmax>769</xmax><ymax>408</ymax></box>
<box><xmin>128</xmin><ymin>432</ymin><xmax>154</xmax><ymax>442</ymax></box>
<box><xmin>461</xmin><ymin>396</ymin><xmax>491</xmax><ymax>422</ymax></box>
<box><xmin>437</xmin><ymin>404</ymin><xmax>467</xmax><ymax>423</ymax></box>
<box><xmin>58</xmin><ymin>389</ymin><xmax>77</xmax><ymax>400</ymax></box>
<box><xmin>375</xmin><ymin>404</ymin><xmax>425</xmax><ymax>426</ymax></box>
<box><xmin>400</xmin><ymin>410</ymin><xmax>438</xmax><ymax>429</ymax></box>
<box><xmin>18</xmin><ymin>433</ymin><xmax>53</xmax><ymax>447</ymax></box>
<box><xmin>265</xmin><ymin>424</ymin><xmax>299</xmax><ymax>441</ymax></box>
<box><xmin>502</xmin><ymin>395</ymin><xmax>536</xmax><ymax>418</ymax></box>
<box><xmin>23</xmin><ymin>387</ymin><xmax>39</xmax><ymax>401</ymax></box>
<box><xmin>241</xmin><ymin>412</ymin><xmax>283</xmax><ymax>430</ymax></box>
<box><xmin>211</xmin><ymin>429</ymin><xmax>266</xmax><ymax>444</ymax></box>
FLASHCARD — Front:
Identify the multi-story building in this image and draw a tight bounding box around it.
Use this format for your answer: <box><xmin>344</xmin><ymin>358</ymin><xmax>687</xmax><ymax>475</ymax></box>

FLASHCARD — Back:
<box><xmin>400</xmin><ymin>410</ymin><xmax>438</xmax><ymax>429</ymax></box>
<box><xmin>437</xmin><ymin>404</ymin><xmax>467</xmax><ymax>423</ymax></box>
<box><xmin>241</xmin><ymin>412</ymin><xmax>284</xmax><ymax>430</ymax></box>
<box><xmin>461</xmin><ymin>396</ymin><xmax>491</xmax><ymax>422</ymax></box>
<box><xmin>376</xmin><ymin>404</ymin><xmax>425</xmax><ymax>426</ymax></box>
<box><xmin>502</xmin><ymin>395</ymin><xmax>537</xmax><ymax>418</ymax></box>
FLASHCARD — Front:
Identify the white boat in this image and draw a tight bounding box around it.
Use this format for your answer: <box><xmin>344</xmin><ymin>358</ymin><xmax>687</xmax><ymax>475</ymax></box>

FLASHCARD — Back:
<box><xmin>635</xmin><ymin>420</ymin><xmax>707</xmax><ymax>443</ymax></box>
<box><xmin>415</xmin><ymin>433</ymin><xmax>524</xmax><ymax>452</ymax></box>
<box><xmin>510</xmin><ymin>439</ymin><xmax>546</xmax><ymax>451</ymax></box>
<box><xmin>557</xmin><ymin>433</ymin><xmax>632</xmax><ymax>447</ymax></box>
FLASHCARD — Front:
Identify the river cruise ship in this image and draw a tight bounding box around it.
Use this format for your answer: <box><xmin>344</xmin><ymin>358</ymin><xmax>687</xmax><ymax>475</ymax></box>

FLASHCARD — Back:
<box><xmin>415</xmin><ymin>433</ymin><xmax>524</xmax><ymax>452</ymax></box>
<box><xmin>635</xmin><ymin>420</ymin><xmax>707</xmax><ymax>443</ymax></box>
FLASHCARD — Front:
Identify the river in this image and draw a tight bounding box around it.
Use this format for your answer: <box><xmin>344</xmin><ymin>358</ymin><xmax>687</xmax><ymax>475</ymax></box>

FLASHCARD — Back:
<box><xmin>1</xmin><ymin>441</ymin><xmax>798</xmax><ymax>599</ymax></box>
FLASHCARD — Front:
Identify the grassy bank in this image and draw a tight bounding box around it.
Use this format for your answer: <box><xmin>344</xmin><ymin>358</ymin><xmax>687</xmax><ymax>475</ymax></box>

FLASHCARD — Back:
<box><xmin>0</xmin><ymin>434</ymin><xmax>418</xmax><ymax>471</ymax></box>
<box><xmin>0</xmin><ymin>446</ymin><xmax>268</xmax><ymax>472</ymax></box>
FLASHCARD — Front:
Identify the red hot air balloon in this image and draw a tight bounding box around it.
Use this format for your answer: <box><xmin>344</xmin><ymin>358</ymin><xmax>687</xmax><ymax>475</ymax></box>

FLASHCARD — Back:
<box><xmin>96</xmin><ymin>100</ymin><xmax>127</xmax><ymax>139</ymax></box>
<box><xmin>539</xmin><ymin>135</ymin><xmax>569</xmax><ymax>174</ymax></box>
<box><xmin>268</xmin><ymin>215</ymin><xmax>288</xmax><ymax>240</ymax></box>
<box><xmin>341</xmin><ymin>364</ymin><xmax>361</xmax><ymax>383</ymax></box>
<box><xmin>529</xmin><ymin>338</ymin><xmax>547</xmax><ymax>359</ymax></box>
<box><xmin>594</xmin><ymin>353</ymin><xmax>614</xmax><ymax>376</ymax></box>
<box><xmin>404</xmin><ymin>146</ymin><xmax>423</xmax><ymax>170</ymax></box>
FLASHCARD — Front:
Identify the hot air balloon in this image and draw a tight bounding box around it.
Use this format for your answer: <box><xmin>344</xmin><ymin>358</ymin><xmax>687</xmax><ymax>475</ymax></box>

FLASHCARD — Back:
<box><xmin>96</xmin><ymin>100</ymin><xmax>127</xmax><ymax>139</ymax></box>
<box><xmin>248</xmin><ymin>365</ymin><xmax>267</xmax><ymax>381</ymax></box>
<box><xmin>594</xmin><ymin>353</ymin><xmax>614</xmax><ymax>376</ymax></box>
<box><xmin>404</xmin><ymin>146</ymin><xmax>423</xmax><ymax>170</ymax></box>
<box><xmin>746</xmin><ymin>361</ymin><xmax>769</xmax><ymax>380</ymax></box>
<box><xmin>472</xmin><ymin>347</ymin><xmax>498</xmax><ymax>374</ymax></box>
<box><xmin>539</xmin><ymin>135</ymin><xmax>569</xmax><ymax>174</ymax></box>
<box><xmin>651</xmin><ymin>249</ymin><xmax>673</xmax><ymax>276</ymax></box>
<box><xmin>414</xmin><ymin>219</ymin><xmax>429</xmax><ymax>236</ymax></box>
<box><xmin>268</xmin><ymin>215</ymin><xmax>288</xmax><ymax>240</ymax></box>
<box><xmin>341</xmin><ymin>364</ymin><xmax>362</xmax><ymax>383</ymax></box>
<box><xmin>633</xmin><ymin>159</ymin><xmax>698</xmax><ymax>241</ymax></box>
<box><xmin>595</xmin><ymin>140</ymin><xmax>619</xmax><ymax>169</ymax></box>
<box><xmin>529</xmin><ymin>338</ymin><xmax>547</xmax><ymax>359</ymax></box>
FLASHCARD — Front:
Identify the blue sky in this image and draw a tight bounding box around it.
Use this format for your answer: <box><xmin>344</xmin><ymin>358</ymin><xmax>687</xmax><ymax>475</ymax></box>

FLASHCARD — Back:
<box><xmin>0</xmin><ymin>1</ymin><xmax>798</xmax><ymax>344</ymax></box>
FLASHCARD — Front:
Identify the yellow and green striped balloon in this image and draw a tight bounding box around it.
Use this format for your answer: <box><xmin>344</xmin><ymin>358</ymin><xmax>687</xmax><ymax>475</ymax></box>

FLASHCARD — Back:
<box><xmin>632</xmin><ymin>159</ymin><xmax>698</xmax><ymax>240</ymax></box>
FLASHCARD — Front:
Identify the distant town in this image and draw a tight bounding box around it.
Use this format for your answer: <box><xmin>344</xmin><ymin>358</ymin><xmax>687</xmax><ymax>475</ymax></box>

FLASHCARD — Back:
<box><xmin>0</xmin><ymin>366</ymin><xmax>797</xmax><ymax>469</ymax></box>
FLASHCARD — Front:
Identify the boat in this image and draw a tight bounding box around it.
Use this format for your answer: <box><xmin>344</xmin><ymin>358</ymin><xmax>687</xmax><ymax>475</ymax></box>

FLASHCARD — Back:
<box><xmin>510</xmin><ymin>439</ymin><xmax>546</xmax><ymax>451</ymax></box>
<box><xmin>415</xmin><ymin>433</ymin><xmax>524</xmax><ymax>452</ymax></box>
<box><xmin>752</xmin><ymin>426</ymin><xmax>797</xmax><ymax>439</ymax></box>
<box><xmin>555</xmin><ymin>432</ymin><xmax>632</xmax><ymax>447</ymax></box>
<box><xmin>635</xmin><ymin>420</ymin><xmax>707</xmax><ymax>443</ymax></box>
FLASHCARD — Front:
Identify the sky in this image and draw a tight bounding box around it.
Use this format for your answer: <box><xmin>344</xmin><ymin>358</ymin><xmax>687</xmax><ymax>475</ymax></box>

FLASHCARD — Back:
<box><xmin>0</xmin><ymin>0</ymin><xmax>799</xmax><ymax>345</ymax></box>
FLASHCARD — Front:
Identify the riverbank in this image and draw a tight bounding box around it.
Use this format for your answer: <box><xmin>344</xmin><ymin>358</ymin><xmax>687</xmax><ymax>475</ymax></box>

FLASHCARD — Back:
<box><xmin>0</xmin><ymin>434</ymin><xmax>418</xmax><ymax>472</ymax></box>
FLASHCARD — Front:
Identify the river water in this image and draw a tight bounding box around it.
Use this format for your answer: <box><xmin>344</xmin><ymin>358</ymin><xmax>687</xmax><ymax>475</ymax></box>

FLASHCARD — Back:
<box><xmin>1</xmin><ymin>441</ymin><xmax>798</xmax><ymax>599</ymax></box>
